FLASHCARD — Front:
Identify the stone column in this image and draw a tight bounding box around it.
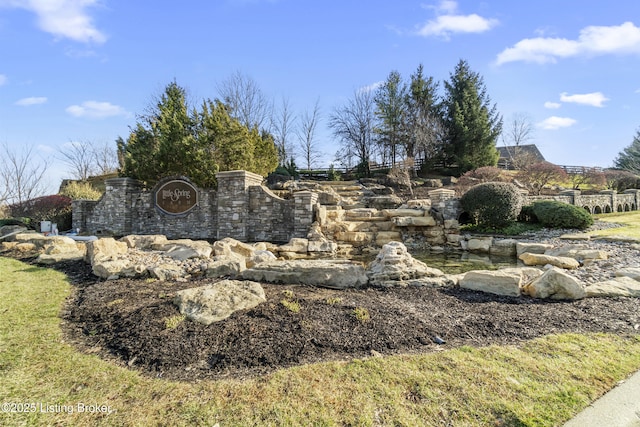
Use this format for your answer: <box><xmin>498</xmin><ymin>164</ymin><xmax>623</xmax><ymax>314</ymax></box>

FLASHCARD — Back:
<box><xmin>624</xmin><ymin>189</ymin><xmax>640</xmax><ymax>211</ymax></box>
<box><xmin>559</xmin><ymin>189</ymin><xmax>581</xmax><ymax>207</ymax></box>
<box><xmin>101</xmin><ymin>178</ymin><xmax>143</xmax><ymax>236</ymax></box>
<box><xmin>215</xmin><ymin>170</ymin><xmax>263</xmax><ymax>241</ymax></box>
<box><xmin>428</xmin><ymin>189</ymin><xmax>458</xmax><ymax>220</ymax></box>
<box><xmin>293</xmin><ymin>191</ymin><xmax>318</xmax><ymax>238</ymax></box>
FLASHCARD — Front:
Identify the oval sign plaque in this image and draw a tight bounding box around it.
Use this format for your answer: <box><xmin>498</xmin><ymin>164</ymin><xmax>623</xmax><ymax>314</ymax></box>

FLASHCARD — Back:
<box><xmin>155</xmin><ymin>179</ymin><xmax>199</xmax><ymax>215</ymax></box>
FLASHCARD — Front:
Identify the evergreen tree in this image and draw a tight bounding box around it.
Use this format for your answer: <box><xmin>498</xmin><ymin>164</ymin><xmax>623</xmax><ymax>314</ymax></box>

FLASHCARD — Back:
<box><xmin>118</xmin><ymin>81</ymin><xmax>277</xmax><ymax>188</ymax></box>
<box><xmin>614</xmin><ymin>129</ymin><xmax>640</xmax><ymax>174</ymax></box>
<box><xmin>442</xmin><ymin>59</ymin><xmax>502</xmax><ymax>175</ymax></box>
<box><xmin>405</xmin><ymin>64</ymin><xmax>445</xmax><ymax>167</ymax></box>
<box><xmin>374</xmin><ymin>70</ymin><xmax>408</xmax><ymax>166</ymax></box>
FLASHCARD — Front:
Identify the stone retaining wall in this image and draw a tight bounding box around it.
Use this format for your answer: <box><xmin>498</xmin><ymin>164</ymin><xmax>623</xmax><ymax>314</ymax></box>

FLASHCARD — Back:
<box><xmin>73</xmin><ymin>171</ymin><xmax>315</xmax><ymax>242</ymax></box>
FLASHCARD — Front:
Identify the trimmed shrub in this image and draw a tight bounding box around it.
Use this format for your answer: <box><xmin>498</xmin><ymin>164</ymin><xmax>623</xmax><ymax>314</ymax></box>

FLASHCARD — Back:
<box><xmin>59</xmin><ymin>181</ymin><xmax>103</xmax><ymax>200</ymax></box>
<box><xmin>518</xmin><ymin>204</ymin><xmax>538</xmax><ymax>223</ymax></box>
<box><xmin>531</xmin><ymin>200</ymin><xmax>593</xmax><ymax>230</ymax></box>
<box><xmin>460</xmin><ymin>182</ymin><xmax>523</xmax><ymax>228</ymax></box>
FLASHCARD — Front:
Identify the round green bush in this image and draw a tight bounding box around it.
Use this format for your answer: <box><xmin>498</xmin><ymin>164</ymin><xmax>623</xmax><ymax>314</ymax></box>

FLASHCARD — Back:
<box><xmin>460</xmin><ymin>182</ymin><xmax>523</xmax><ymax>228</ymax></box>
<box><xmin>531</xmin><ymin>200</ymin><xmax>593</xmax><ymax>229</ymax></box>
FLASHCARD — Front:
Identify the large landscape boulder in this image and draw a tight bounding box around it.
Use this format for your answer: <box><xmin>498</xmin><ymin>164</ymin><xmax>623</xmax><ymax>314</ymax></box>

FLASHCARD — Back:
<box><xmin>614</xmin><ymin>268</ymin><xmax>640</xmax><ymax>281</ymax></box>
<box><xmin>120</xmin><ymin>234</ymin><xmax>168</xmax><ymax>249</ymax></box>
<box><xmin>86</xmin><ymin>237</ymin><xmax>128</xmax><ymax>263</ymax></box>
<box><xmin>518</xmin><ymin>252</ymin><xmax>580</xmax><ymax>269</ymax></box>
<box><xmin>0</xmin><ymin>225</ymin><xmax>28</xmax><ymax>242</ymax></box>
<box><xmin>516</xmin><ymin>242</ymin><xmax>554</xmax><ymax>256</ymax></box>
<box><xmin>205</xmin><ymin>258</ymin><xmax>246</xmax><ymax>278</ymax></box>
<box><xmin>174</xmin><ymin>280</ymin><xmax>266</xmax><ymax>325</ymax></box>
<box><xmin>586</xmin><ymin>276</ymin><xmax>640</xmax><ymax>297</ymax></box>
<box><xmin>242</xmin><ymin>260</ymin><xmax>368</xmax><ymax>289</ymax></box>
<box><xmin>522</xmin><ymin>267</ymin><xmax>586</xmax><ymax>300</ymax></box>
<box><xmin>460</xmin><ymin>267</ymin><xmax>541</xmax><ymax>297</ymax></box>
<box><xmin>212</xmin><ymin>237</ymin><xmax>257</xmax><ymax>259</ymax></box>
<box><xmin>367</xmin><ymin>241</ymin><xmax>445</xmax><ymax>287</ymax></box>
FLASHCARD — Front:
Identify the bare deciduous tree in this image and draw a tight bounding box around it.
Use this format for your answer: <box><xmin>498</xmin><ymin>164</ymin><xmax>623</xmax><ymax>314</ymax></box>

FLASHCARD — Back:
<box><xmin>0</xmin><ymin>143</ymin><xmax>49</xmax><ymax>207</ymax></box>
<box><xmin>93</xmin><ymin>141</ymin><xmax>119</xmax><ymax>175</ymax></box>
<box><xmin>271</xmin><ymin>97</ymin><xmax>296</xmax><ymax>166</ymax></box>
<box><xmin>298</xmin><ymin>99</ymin><xmax>322</xmax><ymax>171</ymax></box>
<box><xmin>217</xmin><ymin>71</ymin><xmax>272</xmax><ymax>131</ymax></box>
<box><xmin>329</xmin><ymin>89</ymin><xmax>376</xmax><ymax>176</ymax></box>
<box><xmin>59</xmin><ymin>140</ymin><xmax>95</xmax><ymax>180</ymax></box>
<box><xmin>501</xmin><ymin>113</ymin><xmax>536</xmax><ymax>169</ymax></box>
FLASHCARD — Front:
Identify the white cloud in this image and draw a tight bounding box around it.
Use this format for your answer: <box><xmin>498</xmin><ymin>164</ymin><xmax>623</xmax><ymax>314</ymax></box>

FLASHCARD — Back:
<box><xmin>66</xmin><ymin>101</ymin><xmax>129</xmax><ymax>119</ymax></box>
<box><xmin>544</xmin><ymin>101</ymin><xmax>561</xmax><ymax>109</ymax></box>
<box><xmin>559</xmin><ymin>92</ymin><xmax>609</xmax><ymax>107</ymax></box>
<box><xmin>0</xmin><ymin>74</ymin><xmax>6</xmax><ymax>86</ymax></box>
<box><xmin>538</xmin><ymin>116</ymin><xmax>577</xmax><ymax>130</ymax></box>
<box><xmin>0</xmin><ymin>0</ymin><xmax>106</xmax><ymax>44</ymax></box>
<box><xmin>15</xmin><ymin>96</ymin><xmax>47</xmax><ymax>106</ymax></box>
<box><xmin>497</xmin><ymin>22</ymin><xmax>640</xmax><ymax>65</ymax></box>
<box><xmin>359</xmin><ymin>81</ymin><xmax>383</xmax><ymax>94</ymax></box>
<box><xmin>416</xmin><ymin>1</ymin><xmax>498</xmax><ymax>39</ymax></box>
<box><xmin>37</xmin><ymin>144</ymin><xmax>55</xmax><ymax>153</ymax></box>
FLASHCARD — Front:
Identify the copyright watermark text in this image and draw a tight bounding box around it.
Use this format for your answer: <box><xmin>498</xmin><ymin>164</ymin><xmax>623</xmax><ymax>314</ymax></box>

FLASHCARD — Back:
<box><xmin>2</xmin><ymin>402</ymin><xmax>114</xmax><ymax>415</ymax></box>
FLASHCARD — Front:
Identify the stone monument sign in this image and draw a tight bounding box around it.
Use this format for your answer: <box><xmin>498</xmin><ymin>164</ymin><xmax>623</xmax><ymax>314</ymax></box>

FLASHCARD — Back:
<box><xmin>155</xmin><ymin>178</ymin><xmax>199</xmax><ymax>215</ymax></box>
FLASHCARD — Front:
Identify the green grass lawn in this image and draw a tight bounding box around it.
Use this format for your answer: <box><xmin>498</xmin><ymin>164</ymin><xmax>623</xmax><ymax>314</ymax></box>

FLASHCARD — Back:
<box><xmin>1</xmin><ymin>256</ymin><xmax>640</xmax><ymax>426</ymax></box>
<box><xmin>590</xmin><ymin>210</ymin><xmax>640</xmax><ymax>240</ymax></box>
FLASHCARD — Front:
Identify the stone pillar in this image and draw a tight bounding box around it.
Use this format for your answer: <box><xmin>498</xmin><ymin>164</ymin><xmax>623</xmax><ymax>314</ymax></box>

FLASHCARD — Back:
<box><xmin>107</xmin><ymin>178</ymin><xmax>143</xmax><ymax>235</ymax></box>
<box><xmin>215</xmin><ymin>170</ymin><xmax>263</xmax><ymax>241</ymax></box>
<box><xmin>293</xmin><ymin>191</ymin><xmax>318</xmax><ymax>238</ymax></box>
<box><xmin>624</xmin><ymin>189</ymin><xmax>640</xmax><ymax>210</ymax></box>
<box><xmin>559</xmin><ymin>189</ymin><xmax>581</xmax><ymax>207</ymax></box>
<box><xmin>71</xmin><ymin>199</ymin><xmax>98</xmax><ymax>233</ymax></box>
<box><xmin>428</xmin><ymin>189</ymin><xmax>458</xmax><ymax>220</ymax></box>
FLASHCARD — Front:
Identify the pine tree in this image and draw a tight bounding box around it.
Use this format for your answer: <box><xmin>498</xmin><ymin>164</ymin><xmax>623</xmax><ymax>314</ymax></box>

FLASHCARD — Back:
<box><xmin>374</xmin><ymin>70</ymin><xmax>408</xmax><ymax>166</ymax></box>
<box><xmin>614</xmin><ymin>129</ymin><xmax>640</xmax><ymax>174</ymax></box>
<box><xmin>442</xmin><ymin>60</ymin><xmax>502</xmax><ymax>175</ymax></box>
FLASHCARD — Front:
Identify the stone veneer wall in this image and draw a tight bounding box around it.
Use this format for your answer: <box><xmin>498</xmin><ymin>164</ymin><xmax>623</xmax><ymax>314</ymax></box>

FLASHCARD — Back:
<box><xmin>247</xmin><ymin>185</ymin><xmax>294</xmax><ymax>242</ymax></box>
<box><xmin>72</xmin><ymin>170</ymin><xmax>316</xmax><ymax>242</ymax></box>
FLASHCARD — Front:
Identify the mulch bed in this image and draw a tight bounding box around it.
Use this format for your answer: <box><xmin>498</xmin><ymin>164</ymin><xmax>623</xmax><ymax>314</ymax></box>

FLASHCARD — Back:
<box><xmin>34</xmin><ymin>258</ymin><xmax>639</xmax><ymax>381</ymax></box>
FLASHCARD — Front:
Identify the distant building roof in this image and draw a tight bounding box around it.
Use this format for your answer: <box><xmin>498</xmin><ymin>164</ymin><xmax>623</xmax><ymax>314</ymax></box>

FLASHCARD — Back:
<box><xmin>497</xmin><ymin>144</ymin><xmax>545</xmax><ymax>161</ymax></box>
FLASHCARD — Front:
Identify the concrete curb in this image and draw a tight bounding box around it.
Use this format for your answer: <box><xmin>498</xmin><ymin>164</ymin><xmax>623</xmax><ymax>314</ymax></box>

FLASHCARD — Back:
<box><xmin>563</xmin><ymin>370</ymin><xmax>640</xmax><ymax>427</ymax></box>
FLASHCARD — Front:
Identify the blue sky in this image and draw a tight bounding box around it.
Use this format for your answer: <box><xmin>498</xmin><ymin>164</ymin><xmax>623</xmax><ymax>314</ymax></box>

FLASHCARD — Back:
<box><xmin>1</xmin><ymin>0</ymin><xmax>640</xmax><ymax>191</ymax></box>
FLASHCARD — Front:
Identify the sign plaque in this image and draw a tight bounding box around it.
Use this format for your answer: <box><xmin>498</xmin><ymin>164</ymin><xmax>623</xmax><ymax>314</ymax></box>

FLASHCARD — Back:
<box><xmin>155</xmin><ymin>179</ymin><xmax>198</xmax><ymax>215</ymax></box>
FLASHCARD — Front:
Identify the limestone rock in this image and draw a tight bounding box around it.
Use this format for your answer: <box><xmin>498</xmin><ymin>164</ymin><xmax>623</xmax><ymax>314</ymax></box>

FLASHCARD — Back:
<box><xmin>586</xmin><ymin>276</ymin><xmax>640</xmax><ymax>297</ymax></box>
<box><xmin>153</xmin><ymin>239</ymin><xmax>213</xmax><ymax>259</ymax></box>
<box><xmin>559</xmin><ymin>233</ymin><xmax>591</xmax><ymax>241</ymax></box>
<box><xmin>367</xmin><ymin>241</ymin><xmax>444</xmax><ymax>287</ymax></box>
<box><xmin>246</xmin><ymin>250</ymin><xmax>277</xmax><ymax>268</ymax></box>
<box><xmin>545</xmin><ymin>245</ymin><xmax>607</xmax><ymax>262</ymax></box>
<box><xmin>174</xmin><ymin>280</ymin><xmax>266</xmax><ymax>325</ymax></box>
<box><xmin>205</xmin><ymin>258</ymin><xmax>246</xmax><ymax>278</ymax></box>
<box><xmin>92</xmin><ymin>259</ymin><xmax>135</xmax><ymax>279</ymax></box>
<box><xmin>36</xmin><ymin>251</ymin><xmax>85</xmax><ymax>265</ymax></box>
<box><xmin>489</xmin><ymin>239</ymin><xmax>517</xmax><ymax>257</ymax></box>
<box><xmin>381</xmin><ymin>208</ymin><xmax>425</xmax><ymax>218</ymax></box>
<box><xmin>467</xmin><ymin>237</ymin><xmax>493</xmax><ymax>253</ymax></box>
<box><xmin>615</xmin><ymin>267</ymin><xmax>640</xmax><ymax>281</ymax></box>
<box><xmin>43</xmin><ymin>236</ymin><xmax>83</xmax><ymax>255</ymax></box>
<box><xmin>516</xmin><ymin>242</ymin><xmax>554</xmax><ymax>256</ymax></box>
<box><xmin>460</xmin><ymin>268</ymin><xmax>538</xmax><ymax>297</ymax></box>
<box><xmin>86</xmin><ymin>237</ymin><xmax>128</xmax><ymax>263</ymax></box>
<box><xmin>375</xmin><ymin>231</ymin><xmax>402</xmax><ymax>246</ymax></box>
<box><xmin>334</xmin><ymin>231</ymin><xmax>374</xmax><ymax>246</ymax></box>
<box><xmin>120</xmin><ymin>234</ymin><xmax>168</xmax><ymax>249</ymax></box>
<box><xmin>277</xmin><ymin>238</ymin><xmax>309</xmax><ymax>254</ymax></box>
<box><xmin>0</xmin><ymin>225</ymin><xmax>28</xmax><ymax>242</ymax></box>
<box><xmin>307</xmin><ymin>240</ymin><xmax>338</xmax><ymax>253</ymax></box>
<box><xmin>518</xmin><ymin>252</ymin><xmax>580</xmax><ymax>269</ymax></box>
<box><xmin>212</xmin><ymin>237</ymin><xmax>256</xmax><ymax>259</ymax></box>
<box><xmin>522</xmin><ymin>267</ymin><xmax>586</xmax><ymax>300</ymax></box>
<box><xmin>14</xmin><ymin>232</ymin><xmax>49</xmax><ymax>249</ymax></box>
<box><xmin>392</xmin><ymin>216</ymin><xmax>436</xmax><ymax>227</ymax></box>
<box><xmin>148</xmin><ymin>263</ymin><xmax>186</xmax><ymax>281</ymax></box>
<box><xmin>242</xmin><ymin>260</ymin><xmax>368</xmax><ymax>289</ymax></box>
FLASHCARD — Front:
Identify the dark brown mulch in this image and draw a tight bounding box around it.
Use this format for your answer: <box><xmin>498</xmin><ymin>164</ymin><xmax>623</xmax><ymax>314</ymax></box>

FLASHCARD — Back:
<box><xmin>38</xmin><ymin>258</ymin><xmax>640</xmax><ymax>382</ymax></box>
